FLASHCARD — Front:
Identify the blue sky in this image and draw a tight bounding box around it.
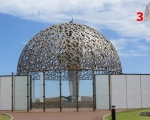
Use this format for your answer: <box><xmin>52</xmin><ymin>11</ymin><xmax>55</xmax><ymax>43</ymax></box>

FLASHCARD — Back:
<box><xmin>0</xmin><ymin>0</ymin><xmax>150</xmax><ymax>75</ymax></box>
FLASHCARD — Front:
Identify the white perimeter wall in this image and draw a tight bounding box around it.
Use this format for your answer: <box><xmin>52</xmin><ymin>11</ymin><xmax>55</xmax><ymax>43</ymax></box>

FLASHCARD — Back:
<box><xmin>0</xmin><ymin>76</ymin><xmax>29</xmax><ymax>110</ymax></box>
<box><xmin>126</xmin><ymin>75</ymin><xmax>141</xmax><ymax>108</ymax></box>
<box><xmin>111</xmin><ymin>75</ymin><xmax>127</xmax><ymax>108</ymax></box>
<box><xmin>141</xmin><ymin>75</ymin><xmax>150</xmax><ymax>108</ymax></box>
<box><xmin>95</xmin><ymin>75</ymin><xmax>109</xmax><ymax>109</ymax></box>
<box><xmin>0</xmin><ymin>77</ymin><xmax>12</xmax><ymax>110</ymax></box>
<box><xmin>14</xmin><ymin>76</ymin><xmax>28</xmax><ymax>110</ymax></box>
<box><xmin>96</xmin><ymin>74</ymin><xmax>150</xmax><ymax>109</ymax></box>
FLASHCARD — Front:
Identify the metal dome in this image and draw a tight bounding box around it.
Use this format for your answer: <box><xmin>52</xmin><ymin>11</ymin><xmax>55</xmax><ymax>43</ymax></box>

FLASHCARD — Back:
<box><xmin>17</xmin><ymin>23</ymin><xmax>122</xmax><ymax>74</ymax></box>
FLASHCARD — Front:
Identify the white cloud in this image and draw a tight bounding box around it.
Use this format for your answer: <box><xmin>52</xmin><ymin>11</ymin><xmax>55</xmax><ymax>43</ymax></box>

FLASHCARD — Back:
<box><xmin>0</xmin><ymin>0</ymin><xmax>150</xmax><ymax>40</ymax></box>
<box><xmin>138</xmin><ymin>45</ymin><xmax>150</xmax><ymax>51</ymax></box>
<box><xmin>22</xmin><ymin>42</ymin><xmax>27</xmax><ymax>45</ymax></box>
<box><xmin>0</xmin><ymin>0</ymin><xmax>150</xmax><ymax>57</ymax></box>
<box><xmin>110</xmin><ymin>39</ymin><xmax>128</xmax><ymax>51</ymax></box>
<box><xmin>110</xmin><ymin>38</ymin><xmax>149</xmax><ymax>57</ymax></box>
<box><xmin>119</xmin><ymin>52</ymin><xmax>148</xmax><ymax>57</ymax></box>
<box><xmin>146</xmin><ymin>37</ymin><xmax>150</xmax><ymax>42</ymax></box>
<box><xmin>129</xmin><ymin>50</ymin><xmax>137</xmax><ymax>53</ymax></box>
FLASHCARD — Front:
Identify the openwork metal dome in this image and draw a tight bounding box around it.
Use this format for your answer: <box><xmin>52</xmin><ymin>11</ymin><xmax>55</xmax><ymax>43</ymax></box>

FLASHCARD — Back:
<box><xmin>17</xmin><ymin>23</ymin><xmax>122</xmax><ymax>74</ymax></box>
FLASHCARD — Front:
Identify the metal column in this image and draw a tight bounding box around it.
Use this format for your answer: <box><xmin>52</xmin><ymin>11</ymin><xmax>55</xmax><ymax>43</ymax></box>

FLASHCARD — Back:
<box><xmin>93</xmin><ymin>70</ymin><xmax>95</xmax><ymax>111</ymax></box>
<box><xmin>27</xmin><ymin>72</ymin><xmax>29</xmax><ymax>112</ymax></box>
<box><xmin>59</xmin><ymin>71</ymin><xmax>62</xmax><ymax>112</ymax></box>
<box><xmin>76</xmin><ymin>71</ymin><xmax>79</xmax><ymax>112</ymax></box>
<box><xmin>109</xmin><ymin>74</ymin><xmax>111</xmax><ymax>110</ymax></box>
<box><xmin>43</xmin><ymin>72</ymin><xmax>45</xmax><ymax>112</ymax></box>
<box><xmin>11</xmin><ymin>72</ymin><xmax>14</xmax><ymax>112</ymax></box>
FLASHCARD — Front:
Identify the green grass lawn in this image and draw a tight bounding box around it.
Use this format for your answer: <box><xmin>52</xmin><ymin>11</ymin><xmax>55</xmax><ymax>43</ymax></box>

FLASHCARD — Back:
<box><xmin>0</xmin><ymin>114</ymin><xmax>10</xmax><ymax>120</ymax></box>
<box><xmin>105</xmin><ymin>109</ymin><xmax>150</xmax><ymax>120</ymax></box>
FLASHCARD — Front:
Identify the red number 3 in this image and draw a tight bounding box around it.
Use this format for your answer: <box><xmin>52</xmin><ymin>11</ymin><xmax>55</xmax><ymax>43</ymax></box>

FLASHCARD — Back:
<box><xmin>137</xmin><ymin>12</ymin><xmax>143</xmax><ymax>21</ymax></box>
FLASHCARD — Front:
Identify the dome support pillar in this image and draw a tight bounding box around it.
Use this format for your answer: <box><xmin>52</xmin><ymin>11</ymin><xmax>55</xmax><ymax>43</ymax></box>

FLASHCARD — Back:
<box><xmin>68</xmin><ymin>71</ymin><xmax>76</xmax><ymax>101</ymax></box>
<box><xmin>68</xmin><ymin>71</ymin><xmax>80</xmax><ymax>102</ymax></box>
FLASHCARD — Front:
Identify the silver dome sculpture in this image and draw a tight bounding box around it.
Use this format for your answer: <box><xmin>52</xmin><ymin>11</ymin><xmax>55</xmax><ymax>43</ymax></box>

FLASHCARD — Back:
<box><xmin>17</xmin><ymin>23</ymin><xmax>122</xmax><ymax>101</ymax></box>
<box><xmin>17</xmin><ymin>23</ymin><xmax>122</xmax><ymax>74</ymax></box>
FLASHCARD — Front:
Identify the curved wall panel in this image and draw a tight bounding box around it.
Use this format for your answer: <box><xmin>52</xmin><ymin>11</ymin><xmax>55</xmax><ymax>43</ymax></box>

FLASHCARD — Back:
<box><xmin>0</xmin><ymin>77</ymin><xmax>12</xmax><ymax>110</ymax></box>
<box><xmin>95</xmin><ymin>75</ymin><xmax>109</xmax><ymax>109</ymax></box>
<box><xmin>111</xmin><ymin>75</ymin><xmax>127</xmax><ymax>108</ymax></box>
<box><xmin>14</xmin><ymin>76</ymin><xmax>28</xmax><ymax>110</ymax></box>
<box><xmin>141</xmin><ymin>75</ymin><xmax>150</xmax><ymax>108</ymax></box>
<box><xmin>126</xmin><ymin>75</ymin><xmax>141</xmax><ymax>108</ymax></box>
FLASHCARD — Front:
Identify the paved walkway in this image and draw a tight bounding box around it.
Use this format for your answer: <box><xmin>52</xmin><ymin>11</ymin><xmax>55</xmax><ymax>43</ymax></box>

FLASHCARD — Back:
<box><xmin>0</xmin><ymin>108</ymin><xmax>128</xmax><ymax>120</ymax></box>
